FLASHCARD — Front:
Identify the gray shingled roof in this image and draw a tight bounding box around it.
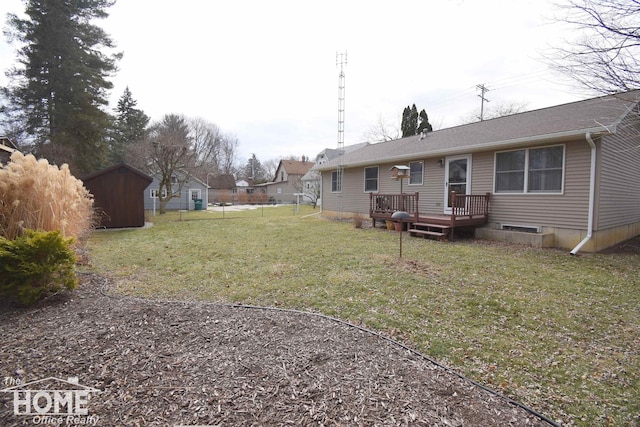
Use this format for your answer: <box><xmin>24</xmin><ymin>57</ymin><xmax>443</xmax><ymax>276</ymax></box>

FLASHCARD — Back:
<box><xmin>208</xmin><ymin>174</ymin><xmax>236</xmax><ymax>189</ymax></box>
<box><xmin>316</xmin><ymin>91</ymin><xmax>640</xmax><ymax>171</ymax></box>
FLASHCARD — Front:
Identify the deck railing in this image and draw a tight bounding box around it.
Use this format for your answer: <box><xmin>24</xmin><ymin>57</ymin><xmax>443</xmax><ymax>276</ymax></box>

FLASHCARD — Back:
<box><xmin>369</xmin><ymin>191</ymin><xmax>490</xmax><ymax>235</ymax></box>
<box><xmin>369</xmin><ymin>192</ymin><xmax>419</xmax><ymax>218</ymax></box>
<box><xmin>450</xmin><ymin>192</ymin><xmax>491</xmax><ymax>219</ymax></box>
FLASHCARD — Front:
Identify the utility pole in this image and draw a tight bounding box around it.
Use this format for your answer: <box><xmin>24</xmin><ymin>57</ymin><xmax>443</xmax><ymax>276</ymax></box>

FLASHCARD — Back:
<box><xmin>476</xmin><ymin>83</ymin><xmax>490</xmax><ymax>121</ymax></box>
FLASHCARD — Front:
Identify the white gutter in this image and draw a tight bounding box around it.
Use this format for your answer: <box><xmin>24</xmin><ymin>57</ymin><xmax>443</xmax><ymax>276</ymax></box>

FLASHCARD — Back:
<box><xmin>570</xmin><ymin>132</ymin><xmax>597</xmax><ymax>255</ymax></box>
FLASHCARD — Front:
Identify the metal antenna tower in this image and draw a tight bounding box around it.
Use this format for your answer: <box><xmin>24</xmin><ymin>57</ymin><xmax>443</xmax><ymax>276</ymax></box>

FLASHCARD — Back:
<box><xmin>336</xmin><ymin>52</ymin><xmax>347</xmax><ymax>217</ymax></box>
<box><xmin>476</xmin><ymin>83</ymin><xmax>490</xmax><ymax>121</ymax></box>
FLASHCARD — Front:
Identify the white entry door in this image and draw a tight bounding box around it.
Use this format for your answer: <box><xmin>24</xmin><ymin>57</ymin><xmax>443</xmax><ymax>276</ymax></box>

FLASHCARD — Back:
<box><xmin>444</xmin><ymin>155</ymin><xmax>471</xmax><ymax>214</ymax></box>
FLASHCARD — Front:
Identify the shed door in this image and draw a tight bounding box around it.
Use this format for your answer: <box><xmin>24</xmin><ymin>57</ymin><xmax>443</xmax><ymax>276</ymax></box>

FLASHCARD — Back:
<box><xmin>444</xmin><ymin>155</ymin><xmax>471</xmax><ymax>214</ymax></box>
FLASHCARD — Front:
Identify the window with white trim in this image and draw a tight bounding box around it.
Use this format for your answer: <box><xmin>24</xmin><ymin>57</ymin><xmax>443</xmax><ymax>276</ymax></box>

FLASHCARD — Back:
<box><xmin>150</xmin><ymin>189</ymin><xmax>167</xmax><ymax>198</ymax></box>
<box><xmin>495</xmin><ymin>145</ymin><xmax>564</xmax><ymax>193</ymax></box>
<box><xmin>331</xmin><ymin>170</ymin><xmax>341</xmax><ymax>192</ymax></box>
<box><xmin>190</xmin><ymin>189</ymin><xmax>201</xmax><ymax>200</ymax></box>
<box><xmin>409</xmin><ymin>161</ymin><xmax>423</xmax><ymax>185</ymax></box>
<box><xmin>364</xmin><ymin>166</ymin><xmax>379</xmax><ymax>192</ymax></box>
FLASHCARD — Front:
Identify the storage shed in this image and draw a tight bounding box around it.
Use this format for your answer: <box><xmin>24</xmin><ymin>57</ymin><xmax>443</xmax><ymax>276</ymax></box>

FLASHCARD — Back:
<box><xmin>83</xmin><ymin>164</ymin><xmax>153</xmax><ymax>228</ymax></box>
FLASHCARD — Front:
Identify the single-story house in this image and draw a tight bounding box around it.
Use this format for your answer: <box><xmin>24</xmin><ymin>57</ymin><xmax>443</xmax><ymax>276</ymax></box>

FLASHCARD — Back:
<box><xmin>314</xmin><ymin>91</ymin><xmax>640</xmax><ymax>253</ymax></box>
<box><xmin>257</xmin><ymin>157</ymin><xmax>315</xmax><ymax>204</ymax></box>
<box><xmin>83</xmin><ymin>164</ymin><xmax>153</xmax><ymax>228</ymax></box>
<box><xmin>0</xmin><ymin>137</ymin><xmax>18</xmax><ymax>164</ymax></box>
<box><xmin>144</xmin><ymin>172</ymin><xmax>209</xmax><ymax>211</ymax></box>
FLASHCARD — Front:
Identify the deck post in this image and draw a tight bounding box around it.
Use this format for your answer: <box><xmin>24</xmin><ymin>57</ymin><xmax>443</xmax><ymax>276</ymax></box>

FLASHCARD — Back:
<box><xmin>369</xmin><ymin>193</ymin><xmax>374</xmax><ymax>227</ymax></box>
<box><xmin>485</xmin><ymin>192</ymin><xmax>491</xmax><ymax>217</ymax></box>
<box><xmin>450</xmin><ymin>191</ymin><xmax>456</xmax><ymax>241</ymax></box>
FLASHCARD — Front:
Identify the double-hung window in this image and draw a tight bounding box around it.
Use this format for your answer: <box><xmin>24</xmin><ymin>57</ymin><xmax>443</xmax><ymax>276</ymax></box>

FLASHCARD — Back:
<box><xmin>409</xmin><ymin>161</ymin><xmax>423</xmax><ymax>185</ymax></box>
<box><xmin>331</xmin><ymin>170</ymin><xmax>341</xmax><ymax>192</ymax></box>
<box><xmin>364</xmin><ymin>166</ymin><xmax>379</xmax><ymax>192</ymax></box>
<box><xmin>150</xmin><ymin>189</ymin><xmax>167</xmax><ymax>198</ymax></box>
<box><xmin>495</xmin><ymin>145</ymin><xmax>564</xmax><ymax>193</ymax></box>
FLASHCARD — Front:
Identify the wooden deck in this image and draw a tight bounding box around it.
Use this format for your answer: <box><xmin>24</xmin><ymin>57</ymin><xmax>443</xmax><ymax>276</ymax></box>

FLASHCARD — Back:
<box><xmin>369</xmin><ymin>192</ymin><xmax>490</xmax><ymax>241</ymax></box>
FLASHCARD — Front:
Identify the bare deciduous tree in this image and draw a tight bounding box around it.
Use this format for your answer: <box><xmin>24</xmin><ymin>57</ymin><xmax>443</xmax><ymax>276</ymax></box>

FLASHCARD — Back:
<box><xmin>262</xmin><ymin>158</ymin><xmax>279</xmax><ymax>182</ymax></box>
<box><xmin>457</xmin><ymin>101</ymin><xmax>529</xmax><ymax>125</ymax></box>
<box><xmin>129</xmin><ymin>114</ymin><xmax>195</xmax><ymax>214</ymax></box>
<box><xmin>189</xmin><ymin>117</ymin><xmax>223</xmax><ymax>181</ymax></box>
<box><xmin>302</xmin><ymin>171</ymin><xmax>321</xmax><ymax>208</ymax></box>
<box><xmin>362</xmin><ymin>114</ymin><xmax>401</xmax><ymax>142</ymax></box>
<box><xmin>548</xmin><ymin>0</ymin><xmax>640</xmax><ymax>93</ymax></box>
<box><xmin>219</xmin><ymin>134</ymin><xmax>239</xmax><ymax>176</ymax></box>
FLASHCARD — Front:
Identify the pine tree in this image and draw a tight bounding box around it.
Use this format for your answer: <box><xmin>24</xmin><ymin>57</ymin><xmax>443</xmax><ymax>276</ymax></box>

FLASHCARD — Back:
<box><xmin>110</xmin><ymin>87</ymin><xmax>149</xmax><ymax>164</ymax></box>
<box><xmin>401</xmin><ymin>104</ymin><xmax>432</xmax><ymax>137</ymax></box>
<box><xmin>401</xmin><ymin>106</ymin><xmax>412</xmax><ymax>137</ymax></box>
<box><xmin>416</xmin><ymin>109</ymin><xmax>433</xmax><ymax>134</ymax></box>
<box><xmin>244</xmin><ymin>154</ymin><xmax>266</xmax><ymax>183</ymax></box>
<box><xmin>2</xmin><ymin>0</ymin><xmax>121</xmax><ymax>176</ymax></box>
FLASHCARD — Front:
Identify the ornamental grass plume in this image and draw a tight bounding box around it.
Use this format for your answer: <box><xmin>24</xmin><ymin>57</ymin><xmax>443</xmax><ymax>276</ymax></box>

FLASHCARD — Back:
<box><xmin>0</xmin><ymin>152</ymin><xmax>94</xmax><ymax>241</ymax></box>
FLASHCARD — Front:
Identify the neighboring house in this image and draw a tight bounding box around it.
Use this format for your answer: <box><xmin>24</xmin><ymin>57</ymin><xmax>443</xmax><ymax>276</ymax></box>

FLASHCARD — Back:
<box><xmin>258</xmin><ymin>157</ymin><xmax>315</xmax><ymax>204</ymax></box>
<box><xmin>314</xmin><ymin>143</ymin><xmax>369</xmax><ymax>167</ymax></box>
<box><xmin>0</xmin><ymin>136</ymin><xmax>18</xmax><ymax>164</ymax></box>
<box><xmin>301</xmin><ymin>169</ymin><xmax>320</xmax><ymax>205</ymax></box>
<box><xmin>207</xmin><ymin>174</ymin><xmax>236</xmax><ymax>204</ymax></box>
<box><xmin>235</xmin><ymin>179</ymin><xmax>251</xmax><ymax>194</ymax></box>
<box><xmin>144</xmin><ymin>172</ymin><xmax>209</xmax><ymax>211</ymax></box>
<box><xmin>83</xmin><ymin>164</ymin><xmax>153</xmax><ymax>228</ymax></box>
<box><xmin>315</xmin><ymin>91</ymin><xmax>640</xmax><ymax>253</ymax></box>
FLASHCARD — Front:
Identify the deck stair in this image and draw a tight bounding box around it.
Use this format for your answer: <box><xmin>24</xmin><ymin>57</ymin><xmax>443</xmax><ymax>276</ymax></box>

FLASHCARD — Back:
<box><xmin>409</xmin><ymin>222</ymin><xmax>450</xmax><ymax>240</ymax></box>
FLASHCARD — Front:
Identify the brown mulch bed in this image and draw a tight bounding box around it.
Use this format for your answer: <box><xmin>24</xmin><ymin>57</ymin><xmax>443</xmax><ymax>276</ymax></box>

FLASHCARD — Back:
<box><xmin>0</xmin><ymin>273</ymin><xmax>556</xmax><ymax>426</ymax></box>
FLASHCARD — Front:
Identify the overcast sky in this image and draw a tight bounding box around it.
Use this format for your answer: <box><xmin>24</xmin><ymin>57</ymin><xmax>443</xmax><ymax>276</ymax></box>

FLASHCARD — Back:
<box><xmin>0</xmin><ymin>0</ymin><xmax>592</xmax><ymax>164</ymax></box>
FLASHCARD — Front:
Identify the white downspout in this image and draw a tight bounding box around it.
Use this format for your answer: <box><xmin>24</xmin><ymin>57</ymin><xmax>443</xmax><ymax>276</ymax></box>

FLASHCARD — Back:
<box><xmin>570</xmin><ymin>132</ymin><xmax>596</xmax><ymax>255</ymax></box>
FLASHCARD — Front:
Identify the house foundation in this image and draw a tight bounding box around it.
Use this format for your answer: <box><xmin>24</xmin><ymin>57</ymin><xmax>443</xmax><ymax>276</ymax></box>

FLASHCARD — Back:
<box><xmin>477</xmin><ymin>222</ymin><xmax>640</xmax><ymax>252</ymax></box>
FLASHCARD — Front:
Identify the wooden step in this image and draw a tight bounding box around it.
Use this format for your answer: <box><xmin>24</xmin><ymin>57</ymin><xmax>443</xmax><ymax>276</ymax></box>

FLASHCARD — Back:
<box><xmin>409</xmin><ymin>229</ymin><xmax>447</xmax><ymax>237</ymax></box>
<box><xmin>412</xmin><ymin>222</ymin><xmax>451</xmax><ymax>230</ymax></box>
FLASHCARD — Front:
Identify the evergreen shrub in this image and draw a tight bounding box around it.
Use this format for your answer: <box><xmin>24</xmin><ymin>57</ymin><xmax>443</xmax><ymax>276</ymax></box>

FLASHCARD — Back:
<box><xmin>0</xmin><ymin>229</ymin><xmax>78</xmax><ymax>306</ymax></box>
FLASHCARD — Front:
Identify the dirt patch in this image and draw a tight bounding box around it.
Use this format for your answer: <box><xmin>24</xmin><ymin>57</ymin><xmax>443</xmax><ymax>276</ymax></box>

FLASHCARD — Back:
<box><xmin>599</xmin><ymin>235</ymin><xmax>640</xmax><ymax>255</ymax></box>
<box><xmin>0</xmin><ymin>274</ymin><xmax>555</xmax><ymax>426</ymax></box>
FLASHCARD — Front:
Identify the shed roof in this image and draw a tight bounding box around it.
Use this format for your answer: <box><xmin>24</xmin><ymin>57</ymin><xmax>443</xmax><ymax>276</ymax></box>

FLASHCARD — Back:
<box><xmin>82</xmin><ymin>163</ymin><xmax>153</xmax><ymax>183</ymax></box>
<box><xmin>208</xmin><ymin>174</ymin><xmax>236</xmax><ymax>189</ymax></box>
<box><xmin>316</xmin><ymin>91</ymin><xmax>640</xmax><ymax>171</ymax></box>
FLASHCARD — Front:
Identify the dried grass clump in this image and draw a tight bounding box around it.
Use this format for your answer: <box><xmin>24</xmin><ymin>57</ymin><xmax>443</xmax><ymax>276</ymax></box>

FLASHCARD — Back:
<box><xmin>353</xmin><ymin>213</ymin><xmax>363</xmax><ymax>229</ymax></box>
<box><xmin>0</xmin><ymin>152</ymin><xmax>94</xmax><ymax>241</ymax></box>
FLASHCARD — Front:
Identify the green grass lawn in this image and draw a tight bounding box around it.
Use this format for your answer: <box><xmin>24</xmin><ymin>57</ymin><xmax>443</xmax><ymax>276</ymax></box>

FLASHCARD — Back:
<box><xmin>86</xmin><ymin>207</ymin><xmax>640</xmax><ymax>426</ymax></box>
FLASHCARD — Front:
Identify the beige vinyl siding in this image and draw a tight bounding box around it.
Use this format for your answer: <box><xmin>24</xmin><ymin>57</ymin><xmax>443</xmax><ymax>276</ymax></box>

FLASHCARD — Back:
<box><xmin>486</xmin><ymin>140</ymin><xmax>591</xmax><ymax>229</ymax></box>
<box><xmin>323</xmin><ymin>161</ymin><xmax>437</xmax><ymax>214</ymax></box>
<box><xmin>597</xmin><ymin>113</ymin><xmax>640</xmax><ymax>229</ymax></box>
<box><xmin>322</xmin><ymin>140</ymin><xmax>593</xmax><ymax>230</ymax></box>
<box><xmin>417</xmin><ymin>160</ymin><xmax>445</xmax><ymax>215</ymax></box>
<box><xmin>470</xmin><ymin>152</ymin><xmax>494</xmax><ymax>194</ymax></box>
<box><xmin>322</xmin><ymin>167</ymin><xmax>374</xmax><ymax>214</ymax></box>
